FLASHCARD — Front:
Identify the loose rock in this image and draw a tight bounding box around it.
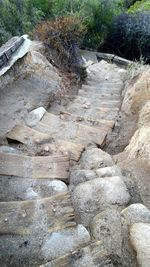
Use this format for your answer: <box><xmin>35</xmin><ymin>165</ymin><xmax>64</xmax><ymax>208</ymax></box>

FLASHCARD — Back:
<box><xmin>26</xmin><ymin>107</ymin><xmax>46</xmax><ymax>127</ymax></box>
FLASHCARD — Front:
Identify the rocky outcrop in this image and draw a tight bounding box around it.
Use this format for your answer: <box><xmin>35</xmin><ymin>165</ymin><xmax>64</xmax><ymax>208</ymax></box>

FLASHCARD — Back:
<box><xmin>122</xmin><ymin>69</ymin><xmax>150</xmax><ymax>115</ymax></box>
<box><xmin>0</xmin><ymin>40</ymin><xmax>65</xmax><ymax>136</ymax></box>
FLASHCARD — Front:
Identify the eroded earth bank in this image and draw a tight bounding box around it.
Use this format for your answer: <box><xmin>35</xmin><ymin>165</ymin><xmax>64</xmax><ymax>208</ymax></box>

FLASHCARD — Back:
<box><xmin>0</xmin><ymin>37</ymin><xmax>150</xmax><ymax>267</ymax></box>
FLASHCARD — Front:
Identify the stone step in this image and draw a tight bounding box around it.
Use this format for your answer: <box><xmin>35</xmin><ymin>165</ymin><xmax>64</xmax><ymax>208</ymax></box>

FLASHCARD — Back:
<box><xmin>66</xmin><ymin>95</ymin><xmax>120</xmax><ymax>109</ymax></box>
<box><xmin>58</xmin><ymin>111</ymin><xmax>115</xmax><ymax>131</ymax></box>
<box><xmin>0</xmin><ymin>152</ymin><xmax>69</xmax><ymax>180</ymax></box>
<box><xmin>0</xmin><ymin>192</ymin><xmax>75</xmax><ymax>235</ymax></box>
<box><xmin>34</xmin><ymin>112</ymin><xmax>108</xmax><ymax>147</ymax></box>
<box><xmin>82</xmin><ymin>84</ymin><xmax>122</xmax><ymax>94</ymax></box>
<box><xmin>78</xmin><ymin>90</ymin><xmax>120</xmax><ymax>100</ymax></box>
<box><xmin>38</xmin><ymin>241</ymin><xmax>114</xmax><ymax>267</ymax></box>
<box><xmin>86</xmin><ymin>80</ymin><xmax>123</xmax><ymax>88</ymax></box>
<box><xmin>56</xmin><ymin>102</ymin><xmax>119</xmax><ymax>121</ymax></box>
<box><xmin>48</xmin><ymin>102</ymin><xmax>115</xmax><ymax>130</ymax></box>
<box><xmin>0</xmin><ymin>176</ymin><xmax>68</xmax><ymax>201</ymax></box>
<box><xmin>86</xmin><ymin>76</ymin><xmax>123</xmax><ymax>83</ymax></box>
<box><xmin>6</xmin><ymin>124</ymin><xmax>84</xmax><ymax>161</ymax></box>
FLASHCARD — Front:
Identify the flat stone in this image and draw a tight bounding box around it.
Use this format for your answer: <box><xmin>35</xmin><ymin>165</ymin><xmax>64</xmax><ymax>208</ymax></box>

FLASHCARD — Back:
<box><xmin>121</xmin><ymin>204</ymin><xmax>150</xmax><ymax>226</ymax></box>
<box><xmin>130</xmin><ymin>223</ymin><xmax>150</xmax><ymax>267</ymax></box>
<box><xmin>41</xmin><ymin>224</ymin><xmax>91</xmax><ymax>261</ymax></box>
<box><xmin>80</xmin><ymin>147</ymin><xmax>114</xmax><ymax>170</ymax></box>
<box><xmin>72</xmin><ymin>176</ymin><xmax>130</xmax><ymax>226</ymax></box>
<box><xmin>96</xmin><ymin>165</ymin><xmax>122</xmax><ymax>178</ymax></box>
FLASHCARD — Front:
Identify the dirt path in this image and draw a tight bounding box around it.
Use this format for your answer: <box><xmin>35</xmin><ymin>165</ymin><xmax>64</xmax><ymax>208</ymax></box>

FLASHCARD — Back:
<box><xmin>0</xmin><ymin>52</ymin><xmax>150</xmax><ymax>267</ymax></box>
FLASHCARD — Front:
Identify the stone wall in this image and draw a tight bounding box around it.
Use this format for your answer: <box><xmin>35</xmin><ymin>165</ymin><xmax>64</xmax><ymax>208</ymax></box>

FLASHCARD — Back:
<box><xmin>0</xmin><ymin>36</ymin><xmax>25</xmax><ymax>69</ymax></box>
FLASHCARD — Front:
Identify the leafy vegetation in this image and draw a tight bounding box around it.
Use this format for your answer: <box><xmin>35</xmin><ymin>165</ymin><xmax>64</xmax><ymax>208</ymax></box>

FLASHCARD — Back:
<box><xmin>0</xmin><ymin>0</ymin><xmax>149</xmax><ymax>63</ymax></box>
<box><xmin>127</xmin><ymin>0</ymin><xmax>150</xmax><ymax>13</ymax></box>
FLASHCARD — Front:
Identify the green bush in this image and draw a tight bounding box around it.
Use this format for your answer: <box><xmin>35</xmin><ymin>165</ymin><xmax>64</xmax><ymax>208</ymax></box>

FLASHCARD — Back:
<box><xmin>0</xmin><ymin>0</ymin><xmax>43</xmax><ymax>46</ymax></box>
<box><xmin>127</xmin><ymin>0</ymin><xmax>150</xmax><ymax>13</ymax></box>
<box><xmin>100</xmin><ymin>11</ymin><xmax>150</xmax><ymax>63</ymax></box>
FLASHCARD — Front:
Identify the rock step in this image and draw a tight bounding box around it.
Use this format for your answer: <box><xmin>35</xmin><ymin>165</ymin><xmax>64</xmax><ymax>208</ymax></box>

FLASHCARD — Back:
<box><xmin>38</xmin><ymin>241</ymin><xmax>114</xmax><ymax>267</ymax></box>
<box><xmin>85</xmin><ymin>81</ymin><xmax>123</xmax><ymax>89</ymax></box>
<box><xmin>34</xmin><ymin>112</ymin><xmax>107</xmax><ymax>147</ymax></box>
<box><xmin>49</xmin><ymin>104</ymin><xmax>115</xmax><ymax>130</ymax></box>
<box><xmin>0</xmin><ymin>192</ymin><xmax>75</xmax><ymax>235</ymax></box>
<box><xmin>58</xmin><ymin>112</ymin><xmax>115</xmax><ymax>130</ymax></box>
<box><xmin>78</xmin><ymin>90</ymin><xmax>120</xmax><ymax>100</ymax></box>
<box><xmin>0</xmin><ymin>176</ymin><xmax>68</xmax><ymax>201</ymax></box>
<box><xmin>56</xmin><ymin>102</ymin><xmax>119</xmax><ymax>121</ymax></box>
<box><xmin>0</xmin><ymin>152</ymin><xmax>69</xmax><ymax>180</ymax></box>
<box><xmin>86</xmin><ymin>76</ymin><xmax>123</xmax><ymax>83</ymax></box>
<box><xmin>6</xmin><ymin>124</ymin><xmax>84</xmax><ymax>161</ymax></box>
<box><xmin>62</xmin><ymin>95</ymin><xmax>120</xmax><ymax>109</ymax></box>
<box><xmin>82</xmin><ymin>84</ymin><xmax>122</xmax><ymax>94</ymax></box>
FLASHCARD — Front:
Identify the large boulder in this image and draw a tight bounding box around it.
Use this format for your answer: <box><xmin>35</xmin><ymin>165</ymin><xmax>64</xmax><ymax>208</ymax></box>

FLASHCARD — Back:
<box><xmin>72</xmin><ymin>176</ymin><xmax>130</xmax><ymax>226</ymax></box>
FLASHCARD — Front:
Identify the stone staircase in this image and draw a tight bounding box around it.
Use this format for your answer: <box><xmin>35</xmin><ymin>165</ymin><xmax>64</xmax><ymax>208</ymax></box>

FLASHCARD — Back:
<box><xmin>1</xmin><ymin>60</ymin><xmax>149</xmax><ymax>267</ymax></box>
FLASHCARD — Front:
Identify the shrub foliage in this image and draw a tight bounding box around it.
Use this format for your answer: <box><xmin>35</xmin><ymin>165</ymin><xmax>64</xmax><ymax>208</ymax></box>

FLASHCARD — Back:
<box><xmin>0</xmin><ymin>0</ymin><xmax>149</xmax><ymax>63</ymax></box>
<box><xmin>34</xmin><ymin>15</ymin><xmax>87</xmax><ymax>77</ymax></box>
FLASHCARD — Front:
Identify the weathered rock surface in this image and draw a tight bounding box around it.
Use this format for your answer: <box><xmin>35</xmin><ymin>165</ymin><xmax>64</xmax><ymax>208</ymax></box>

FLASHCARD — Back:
<box><xmin>0</xmin><ymin>41</ymin><xmax>64</xmax><ymax>136</ymax></box>
<box><xmin>130</xmin><ymin>223</ymin><xmax>150</xmax><ymax>267</ymax></box>
<box><xmin>138</xmin><ymin>100</ymin><xmax>150</xmax><ymax>128</ymax></box>
<box><xmin>90</xmin><ymin>207</ymin><xmax>122</xmax><ymax>262</ymax></box>
<box><xmin>72</xmin><ymin>176</ymin><xmax>130</xmax><ymax>226</ymax></box>
<box><xmin>125</xmin><ymin>126</ymin><xmax>150</xmax><ymax>166</ymax></box>
<box><xmin>69</xmin><ymin>169</ymin><xmax>97</xmax><ymax>188</ymax></box>
<box><xmin>121</xmin><ymin>204</ymin><xmax>150</xmax><ymax>226</ymax></box>
<box><xmin>79</xmin><ymin>147</ymin><xmax>114</xmax><ymax>170</ymax></box>
<box><xmin>96</xmin><ymin>165</ymin><xmax>122</xmax><ymax>177</ymax></box>
<box><xmin>41</xmin><ymin>225</ymin><xmax>91</xmax><ymax>261</ymax></box>
<box><xmin>122</xmin><ymin>68</ymin><xmax>150</xmax><ymax>115</ymax></box>
<box><xmin>39</xmin><ymin>241</ymin><xmax>115</xmax><ymax>267</ymax></box>
<box><xmin>0</xmin><ymin>176</ymin><xmax>68</xmax><ymax>201</ymax></box>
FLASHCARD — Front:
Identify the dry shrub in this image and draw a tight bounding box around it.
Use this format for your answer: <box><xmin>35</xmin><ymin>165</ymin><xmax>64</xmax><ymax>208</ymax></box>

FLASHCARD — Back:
<box><xmin>34</xmin><ymin>15</ymin><xmax>87</xmax><ymax>79</ymax></box>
